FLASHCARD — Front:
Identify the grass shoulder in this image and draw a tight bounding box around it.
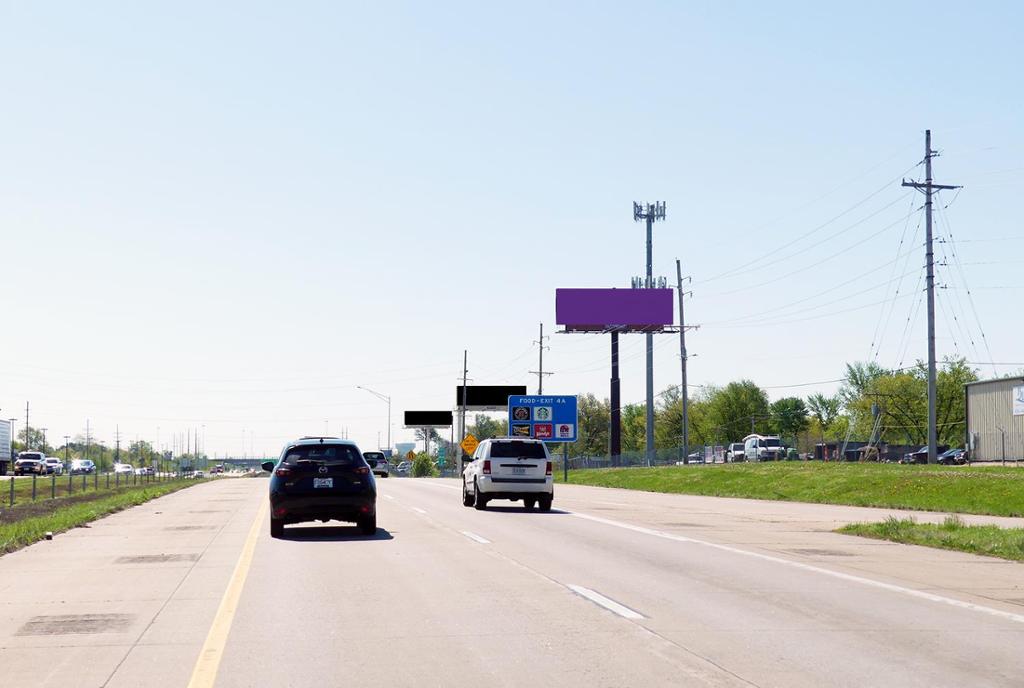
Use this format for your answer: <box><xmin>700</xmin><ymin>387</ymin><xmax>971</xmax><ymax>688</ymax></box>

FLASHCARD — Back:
<box><xmin>839</xmin><ymin>515</ymin><xmax>1024</xmax><ymax>562</ymax></box>
<box><xmin>556</xmin><ymin>462</ymin><xmax>1024</xmax><ymax>517</ymax></box>
<box><xmin>0</xmin><ymin>478</ymin><xmax>206</xmax><ymax>555</ymax></box>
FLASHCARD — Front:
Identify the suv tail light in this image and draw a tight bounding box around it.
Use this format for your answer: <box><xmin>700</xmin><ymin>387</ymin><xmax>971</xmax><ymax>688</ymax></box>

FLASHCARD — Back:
<box><xmin>274</xmin><ymin>467</ymin><xmax>293</xmax><ymax>478</ymax></box>
<box><xmin>483</xmin><ymin>460</ymin><xmax>491</xmax><ymax>475</ymax></box>
<box><xmin>354</xmin><ymin>466</ymin><xmax>370</xmax><ymax>476</ymax></box>
<box><xmin>546</xmin><ymin>461</ymin><xmax>552</xmax><ymax>476</ymax></box>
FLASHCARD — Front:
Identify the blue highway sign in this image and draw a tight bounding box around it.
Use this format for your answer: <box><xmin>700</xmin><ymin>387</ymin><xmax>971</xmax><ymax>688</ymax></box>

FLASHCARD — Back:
<box><xmin>507</xmin><ymin>395</ymin><xmax>578</xmax><ymax>442</ymax></box>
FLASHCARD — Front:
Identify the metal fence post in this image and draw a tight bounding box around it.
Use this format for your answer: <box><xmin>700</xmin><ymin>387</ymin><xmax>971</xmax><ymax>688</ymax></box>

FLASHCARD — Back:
<box><xmin>68</xmin><ymin>470</ymin><xmax>73</xmax><ymax>495</ymax></box>
<box><xmin>116</xmin><ymin>471</ymin><xmax>119</xmax><ymax>488</ymax></box>
<box><xmin>9</xmin><ymin>478</ymin><xmax>14</xmax><ymax>506</ymax></box>
<box><xmin>51</xmin><ymin>473</ymin><xmax>56</xmax><ymax>499</ymax></box>
<box><xmin>32</xmin><ymin>474</ymin><xmax>37</xmax><ymax>501</ymax></box>
<box><xmin>106</xmin><ymin>472</ymin><xmax>110</xmax><ymax>489</ymax></box>
<box><xmin>82</xmin><ymin>472</ymin><xmax>86</xmax><ymax>492</ymax></box>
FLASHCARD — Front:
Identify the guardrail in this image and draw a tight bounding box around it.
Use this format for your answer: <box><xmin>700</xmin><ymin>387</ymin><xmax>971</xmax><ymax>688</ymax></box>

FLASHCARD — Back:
<box><xmin>2</xmin><ymin>470</ymin><xmax>201</xmax><ymax>509</ymax></box>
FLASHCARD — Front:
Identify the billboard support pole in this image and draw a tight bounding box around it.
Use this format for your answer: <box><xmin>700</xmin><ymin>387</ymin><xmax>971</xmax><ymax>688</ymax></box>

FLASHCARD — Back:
<box><xmin>610</xmin><ymin>331</ymin><xmax>621</xmax><ymax>467</ymax></box>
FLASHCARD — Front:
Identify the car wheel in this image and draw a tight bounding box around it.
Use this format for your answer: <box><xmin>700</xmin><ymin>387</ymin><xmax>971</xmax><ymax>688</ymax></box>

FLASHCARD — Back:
<box><xmin>538</xmin><ymin>496</ymin><xmax>552</xmax><ymax>512</ymax></box>
<box><xmin>270</xmin><ymin>519</ymin><xmax>284</xmax><ymax>538</ymax></box>
<box><xmin>523</xmin><ymin>498</ymin><xmax>536</xmax><ymax>510</ymax></box>
<box><xmin>462</xmin><ymin>482</ymin><xmax>474</xmax><ymax>507</ymax></box>
<box><xmin>473</xmin><ymin>480</ymin><xmax>488</xmax><ymax>510</ymax></box>
<box><xmin>358</xmin><ymin>513</ymin><xmax>377</xmax><ymax>535</ymax></box>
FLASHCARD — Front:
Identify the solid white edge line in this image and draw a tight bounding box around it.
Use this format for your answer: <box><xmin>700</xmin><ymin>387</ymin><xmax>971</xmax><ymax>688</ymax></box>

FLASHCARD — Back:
<box><xmin>567</xmin><ymin>584</ymin><xmax>645</xmax><ymax>620</ymax></box>
<box><xmin>570</xmin><ymin>510</ymin><xmax>1024</xmax><ymax>626</ymax></box>
<box><xmin>412</xmin><ymin>507</ymin><xmax>427</xmax><ymax>514</ymax></box>
<box><xmin>461</xmin><ymin>531</ymin><xmax>491</xmax><ymax>544</ymax></box>
<box><xmin>382</xmin><ymin>494</ymin><xmax>395</xmax><ymax>500</ymax></box>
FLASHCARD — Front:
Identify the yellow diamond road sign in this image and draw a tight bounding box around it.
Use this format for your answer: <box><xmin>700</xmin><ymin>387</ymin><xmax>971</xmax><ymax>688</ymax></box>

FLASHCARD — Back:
<box><xmin>460</xmin><ymin>434</ymin><xmax>479</xmax><ymax>455</ymax></box>
<box><xmin>406</xmin><ymin>450</ymin><xmax>416</xmax><ymax>461</ymax></box>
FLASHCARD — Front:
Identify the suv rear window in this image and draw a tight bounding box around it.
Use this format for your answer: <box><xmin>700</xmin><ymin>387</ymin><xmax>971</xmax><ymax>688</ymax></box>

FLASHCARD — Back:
<box><xmin>283</xmin><ymin>444</ymin><xmax>362</xmax><ymax>465</ymax></box>
<box><xmin>363</xmin><ymin>452</ymin><xmax>386</xmax><ymax>462</ymax></box>
<box><xmin>489</xmin><ymin>441</ymin><xmax>546</xmax><ymax>459</ymax></box>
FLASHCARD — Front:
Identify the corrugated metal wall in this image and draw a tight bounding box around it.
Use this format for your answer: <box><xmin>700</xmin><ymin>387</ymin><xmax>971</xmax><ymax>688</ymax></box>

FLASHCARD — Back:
<box><xmin>966</xmin><ymin>378</ymin><xmax>1024</xmax><ymax>461</ymax></box>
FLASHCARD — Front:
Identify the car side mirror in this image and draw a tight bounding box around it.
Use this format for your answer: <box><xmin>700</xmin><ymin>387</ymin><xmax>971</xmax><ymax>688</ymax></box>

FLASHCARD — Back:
<box><xmin>261</xmin><ymin>461</ymin><xmax>275</xmax><ymax>473</ymax></box>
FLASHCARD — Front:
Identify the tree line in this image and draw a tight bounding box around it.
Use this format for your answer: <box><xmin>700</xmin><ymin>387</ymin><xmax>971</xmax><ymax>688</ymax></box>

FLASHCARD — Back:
<box><xmin>427</xmin><ymin>356</ymin><xmax>981</xmax><ymax>458</ymax></box>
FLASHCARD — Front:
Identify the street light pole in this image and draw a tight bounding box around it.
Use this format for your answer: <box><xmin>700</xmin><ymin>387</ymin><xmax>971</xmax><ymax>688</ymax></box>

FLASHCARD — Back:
<box><xmin>356</xmin><ymin>386</ymin><xmax>392</xmax><ymax>452</ymax></box>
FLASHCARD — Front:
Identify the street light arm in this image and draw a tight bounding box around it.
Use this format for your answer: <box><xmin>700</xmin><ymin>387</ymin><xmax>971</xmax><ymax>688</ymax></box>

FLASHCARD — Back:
<box><xmin>356</xmin><ymin>385</ymin><xmax>391</xmax><ymax>403</ymax></box>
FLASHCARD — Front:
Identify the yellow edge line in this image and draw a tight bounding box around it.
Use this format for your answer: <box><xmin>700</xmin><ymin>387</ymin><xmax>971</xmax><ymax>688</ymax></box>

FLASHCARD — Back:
<box><xmin>187</xmin><ymin>497</ymin><xmax>268</xmax><ymax>688</ymax></box>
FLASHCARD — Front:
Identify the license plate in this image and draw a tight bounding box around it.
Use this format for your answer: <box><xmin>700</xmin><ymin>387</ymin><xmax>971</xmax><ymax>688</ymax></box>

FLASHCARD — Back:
<box><xmin>313</xmin><ymin>478</ymin><xmax>333</xmax><ymax>488</ymax></box>
<box><xmin>512</xmin><ymin>467</ymin><xmax>526</xmax><ymax>475</ymax></box>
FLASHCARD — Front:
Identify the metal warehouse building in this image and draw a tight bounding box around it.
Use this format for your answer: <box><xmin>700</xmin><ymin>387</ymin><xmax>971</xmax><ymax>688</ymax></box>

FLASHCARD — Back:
<box><xmin>965</xmin><ymin>377</ymin><xmax>1024</xmax><ymax>462</ymax></box>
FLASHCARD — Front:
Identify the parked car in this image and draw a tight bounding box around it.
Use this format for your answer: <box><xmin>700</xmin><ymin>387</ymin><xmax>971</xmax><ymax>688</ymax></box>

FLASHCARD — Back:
<box><xmin>134</xmin><ymin>466</ymin><xmax>154</xmax><ymax>476</ymax></box>
<box><xmin>14</xmin><ymin>451</ymin><xmax>48</xmax><ymax>475</ymax></box>
<box><xmin>44</xmin><ymin>457</ymin><xmax>64</xmax><ymax>475</ymax></box>
<box><xmin>113</xmin><ymin>463</ymin><xmax>134</xmax><ymax>475</ymax></box>
<box><xmin>209</xmin><ymin>464</ymin><xmax>224</xmax><ymax>474</ymax></box>
<box><xmin>262</xmin><ymin>438</ymin><xmax>377</xmax><ymax>538</ymax></box>
<box><xmin>937</xmin><ymin>448</ymin><xmax>968</xmax><ymax>465</ymax></box>
<box><xmin>363</xmin><ymin>451</ymin><xmax>389</xmax><ymax>478</ymax></box>
<box><xmin>394</xmin><ymin>461</ymin><xmax>411</xmax><ymax>475</ymax></box>
<box><xmin>900</xmin><ymin>445</ymin><xmax>950</xmax><ymax>464</ymax></box>
<box><xmin>462</xmin><ymin>438</ymin><xmax>553</xmax><ymax>511</ymax></box>
<box><xmin>726</xmin><ymin>442</ymin><xmax>745</xmax><ymax>462</ymax></box>
<box><xmin>70</xmin><ymin>459</ymin><xmax>96</xmax><ymax>474</ymax></box>
<box><xmin>744</xmin><ymin>434</ymin><xmax>786</xmax><ymax>462</ymax></box>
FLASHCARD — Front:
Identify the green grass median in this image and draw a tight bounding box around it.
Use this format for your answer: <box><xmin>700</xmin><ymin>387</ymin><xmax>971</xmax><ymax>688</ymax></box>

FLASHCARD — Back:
<box><xmin>0</xmin><ymin>479</ymin><xmax>204</xmax><ymax>555</ymax></box>
<box><xmin>839</xmin><ymin>516</ymin><xmax>1024</xmax><ymax>562</ymax></box>
<box><xmin>557</xmin><ymin>462</ymin><xmax>1024</xmax><ymax>517</ymax></box>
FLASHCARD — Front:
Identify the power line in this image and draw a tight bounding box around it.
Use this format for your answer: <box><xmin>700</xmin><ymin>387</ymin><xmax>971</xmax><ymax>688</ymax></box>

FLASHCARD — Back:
<box><xmin>698</xmin><ymin>163</ymin><xmax>922</xmax><ymax>285</ymax></box>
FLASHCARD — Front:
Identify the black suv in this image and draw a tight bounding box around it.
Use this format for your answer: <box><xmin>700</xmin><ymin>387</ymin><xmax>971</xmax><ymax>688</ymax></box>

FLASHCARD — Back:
<box><xmin>262</xmin><ymin>438</ymin><xmax>377</xmax><ymax>538</ymax></box>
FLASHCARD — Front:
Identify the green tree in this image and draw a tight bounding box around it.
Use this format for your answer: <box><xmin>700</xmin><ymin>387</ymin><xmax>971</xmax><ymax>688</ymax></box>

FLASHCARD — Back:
<box><xmin>620</xmin><ymin>404</ymin><xmax>646</xmax><ymax>452</ymax></box>
<box><xmin>838</xmin><ymin>361</ymin><xmax>888</xmax><ymax>407</ymax></box>
<box><xmin>576</xmin><ymin>393</ymin><xmax>609</xmax><ymax>457</ymax></box>
<box><xmin>411</xmin><ymin>451</ymin><xmax>438</xmax><ymax>477</ymax></box>
<box><xmin>769</xmin><ymin>397</ymin><xmax>809</xmax><ymax>441</ymax></box>
<box><xmin>807</xmin><ymin>393</ymin><xmax>841</xmax><ymax>430</ymax></box>
<box><xmin>708</xmin><ymin>380</ymin><xmax>771</xmax><ymax>443</ymax></box>
<box><xmin>467</xmin><ymin>414</ymin><xmax>506</xmax><ymax>441</ymax></box>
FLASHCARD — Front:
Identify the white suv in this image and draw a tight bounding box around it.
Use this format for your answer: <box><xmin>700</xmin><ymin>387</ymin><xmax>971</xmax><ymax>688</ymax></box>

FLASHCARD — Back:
<box><xmin>462</xmin><ymin>438</ymin><xmax>553</xmax><ymax>511</ymax></box>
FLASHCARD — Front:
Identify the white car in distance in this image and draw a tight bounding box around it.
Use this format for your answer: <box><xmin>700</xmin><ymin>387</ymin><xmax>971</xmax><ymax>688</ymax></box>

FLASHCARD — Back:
<box><xmin>462</xmin><ymin>438</ymin><xmax>553</xmax><ymax>511</ymax></box>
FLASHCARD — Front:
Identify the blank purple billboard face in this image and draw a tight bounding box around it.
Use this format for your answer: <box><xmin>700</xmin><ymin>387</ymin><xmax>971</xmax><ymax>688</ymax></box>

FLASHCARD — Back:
<box><xmin>555</xmin><ymin>288</ymin><xmax>674</xmax><ymax>332</ymax></box>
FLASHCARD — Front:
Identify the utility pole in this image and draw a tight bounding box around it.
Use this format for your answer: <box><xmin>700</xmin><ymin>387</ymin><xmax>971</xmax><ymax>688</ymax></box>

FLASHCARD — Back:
<box><xmin>902</xmin><ymin>130</ymin><xmax>960</xmax><ymax>464</ymax></box>
<box><xmin>115</xmin><ymin>425</ymin><xmax>121</xmax><ymax>464</ymax></box>
<box><xmin>25</xmin><ymin>401</ymin><xmax>29</xmax><ymax>450</ymax></box>
<box><xmin>459</xmin><ymin>350</ymin><xmax>468</xmax><ymax>470</ymax></box>
<box><xmin>85</xmin><ymin>420</ymin><xmax>90</xmax><ymax>466</ymax></box>
<box><xmin>529</xmin><ymin>322</ymin><xmax>553</xmax><ymax>395</ymax></box>
<box><xmin>634</xmin><ymin>201</ymin><xmax>666</xmax><ymax>466</ymax></box>
<box><xmin>675</xmin><ymin>259</ymin><xmax>691</xmax><ymax>463</ymax></box>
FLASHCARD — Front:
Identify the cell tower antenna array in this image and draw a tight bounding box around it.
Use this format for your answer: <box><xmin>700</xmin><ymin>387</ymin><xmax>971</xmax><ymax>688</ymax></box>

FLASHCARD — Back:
<box><xmin>633</xmin><ymin>200</ymin><xmax>667</xmax><ymax>466</ymax></box>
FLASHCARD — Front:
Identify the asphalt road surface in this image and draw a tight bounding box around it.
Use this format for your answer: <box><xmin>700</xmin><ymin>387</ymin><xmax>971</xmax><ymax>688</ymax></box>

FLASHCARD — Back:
<box><xmin>2</xmin><ymin>477</ymin><xmax>1024</xmax><ymax>687</ymax></box>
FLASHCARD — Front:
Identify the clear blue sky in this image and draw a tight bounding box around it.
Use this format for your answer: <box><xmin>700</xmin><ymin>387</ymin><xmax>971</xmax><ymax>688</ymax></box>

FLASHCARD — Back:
<box><xmin>2</xmin><ymin>1</ymin><xmax>1022</xmax><ymax>456</ymax></box>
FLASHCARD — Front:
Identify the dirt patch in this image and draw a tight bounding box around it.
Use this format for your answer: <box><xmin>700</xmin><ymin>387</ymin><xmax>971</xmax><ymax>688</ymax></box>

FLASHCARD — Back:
<box><xmin>0</xmin><ymin>491</ymin><xmax>124</xmax><ymax>526</ymax></box>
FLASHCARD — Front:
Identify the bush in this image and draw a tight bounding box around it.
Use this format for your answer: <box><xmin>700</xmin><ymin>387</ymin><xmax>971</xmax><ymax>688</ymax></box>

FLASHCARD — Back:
<box><xmin>411</xmin><ymin>452</ymin><xmax>438</xmax><ymax>478</ymax></box>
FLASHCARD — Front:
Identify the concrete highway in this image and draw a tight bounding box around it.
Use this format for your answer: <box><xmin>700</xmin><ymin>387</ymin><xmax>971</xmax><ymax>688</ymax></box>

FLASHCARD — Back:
<box><xmin>1</xmin><ymin>477</ymin><xmax>1023</xmax><ymax>687</ymax></box>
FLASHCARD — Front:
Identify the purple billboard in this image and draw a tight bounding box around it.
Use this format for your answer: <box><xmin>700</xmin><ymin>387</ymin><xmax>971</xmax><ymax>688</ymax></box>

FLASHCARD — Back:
<box><xmin>555</xmin><ymin>288</ymin><xmax>674</xmax><ymax>332</ymax></box>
